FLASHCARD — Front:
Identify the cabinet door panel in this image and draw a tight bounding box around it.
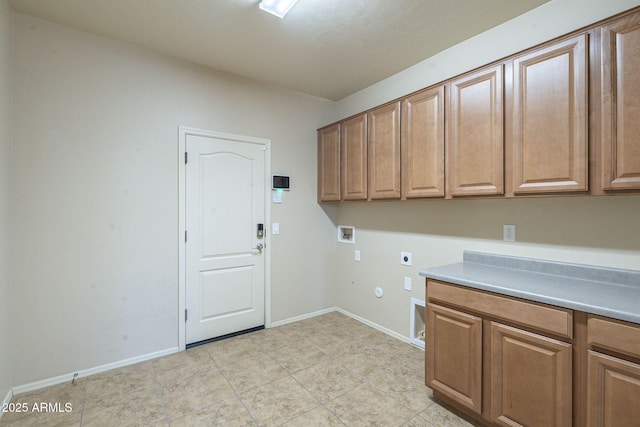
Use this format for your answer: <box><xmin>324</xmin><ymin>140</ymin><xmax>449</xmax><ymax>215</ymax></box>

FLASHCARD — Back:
<box><xmin>491</xmin><ymin>322</ymin><xmax>572</xmax><ymax>427</ymax></box>
<box><xmin>448</xmin><ymin>65</ymin><xmax>504</xmax><ymax>197</ymax></box>
<box><xmin>427</xmin><ymin>303</ymin><xmax>482</xmax><ymax>413</ymax></box>
<box><xmin>341</xmin><ymin>114</ymin><xmax>367</xmax><ymax>200</ymax></box>
<box><xmin>317</xmin><ymin>124</ymin><xmax>340</xmax><ymax>202</ymax></box>
<box><xmin>368</xmin><ymin>102</ymin><xmax>401</xmax><ymax>200</ymax></box>
<box><xmin>600</xmin><ymin>13</ymin><xmax>640</xmax><ymax>190</ymax></box>
<box><xmin>402</xmin><ymin>86</ymin><xmax>445</xmax><ymax>198</ymax></box>
<box><xmin>512</xmin><ymin>35</ymin><xmax>588</xmax><ymax>193</ymax></box>
<box><xmin>587</xmin><ymin>351</ymin><xmax>640</xmax><ymax>427</ymax></box>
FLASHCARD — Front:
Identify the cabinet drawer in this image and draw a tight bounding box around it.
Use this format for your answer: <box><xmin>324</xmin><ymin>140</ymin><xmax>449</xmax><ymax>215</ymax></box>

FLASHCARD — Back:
<box><xmin>427</xmin><ymin>280</ymin><xmax>573</xmax><ymax>338</ymax></box>
<box><xmin>588</xmin><ymin>315</ymin><xmax>640</xmax><ymax>359</ymax></box>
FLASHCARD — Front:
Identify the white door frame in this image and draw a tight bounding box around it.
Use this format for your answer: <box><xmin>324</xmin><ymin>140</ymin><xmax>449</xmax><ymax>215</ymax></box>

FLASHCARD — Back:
<box><xmin>178</xmin><ymin>126</ymin><xmax>272</xmax><ymax>350</ymax></box>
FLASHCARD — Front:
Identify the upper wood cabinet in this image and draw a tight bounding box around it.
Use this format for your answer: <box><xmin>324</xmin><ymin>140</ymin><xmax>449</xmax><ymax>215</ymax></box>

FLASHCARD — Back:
<box><xmin>447</xmin><ymin>65</ymin><xmax>504</xmax><ymax>197</ymax></box>
<box><xmin>368</xmin><ymin>102</ymin><xmax>401</xmax><ymax>200</ymax></box>
<box><xmin>340</xmin><ymin>114</ymin><xmax>368</xmax><ymax>200</ymax></box>
<box><xmin>511</xmin><ymin>34</ymin><xmax>588</xmax><ymax>194</ymax></box>
<box><xmin>600</xmin><ymin>12</ymin><xmax>640</xmax><ymax>191</ymax></box>
<box><xmin>317</xmin><ymin>123</ymin><xmax>341</xmax><ymax>202</ymax></box>
<box><xmin>401</xmin><ymin>86</ymin><xmax>445</xmax><ymax>199</ymax></box>
<box><xmin>317</xmin><ymin>7</ymin><xmax>640</xmax><ymax>203</ymax></box>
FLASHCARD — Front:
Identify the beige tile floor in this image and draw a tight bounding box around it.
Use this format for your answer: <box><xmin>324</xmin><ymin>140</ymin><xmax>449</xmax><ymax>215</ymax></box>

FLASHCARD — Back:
<box><xmin>0</xmin><ymin>312</ymin><xmax>473</xmax><ymax>426</ymax></box>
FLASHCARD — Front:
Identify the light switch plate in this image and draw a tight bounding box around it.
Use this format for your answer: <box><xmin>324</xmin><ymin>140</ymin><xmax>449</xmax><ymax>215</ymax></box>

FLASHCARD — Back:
<box><xmin>404</xmin><ymin>277</ymin><xmax>412</xmax><ymax>291</ymax></box>
<box><xmin>354</xmin><ymin>250</ymin><xmax>360</xmax><ymax>262</ymax></box>
<box><xmin>272</xmin><ymin>223</ymin><xmax>280</xmax><ymax>235</ymax></box>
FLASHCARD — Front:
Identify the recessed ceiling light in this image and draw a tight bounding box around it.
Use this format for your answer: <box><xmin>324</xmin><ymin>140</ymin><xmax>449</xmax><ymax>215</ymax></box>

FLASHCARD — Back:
<box><xmin>259</xmin><ymin>0</ymin><xmax>300</xmax><ymax>19</ymax></box>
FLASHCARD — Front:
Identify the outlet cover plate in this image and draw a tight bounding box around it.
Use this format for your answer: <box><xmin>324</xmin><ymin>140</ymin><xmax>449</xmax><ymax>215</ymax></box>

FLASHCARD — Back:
<box><xmin>401</xmin><ymin>252</ymin><xmax>412</xmax><ymax>266</ymax></box>
<box><xmin>503</xmin><ymin>224</ymin><xmax>516</xmax><ymax>242</ymax></box>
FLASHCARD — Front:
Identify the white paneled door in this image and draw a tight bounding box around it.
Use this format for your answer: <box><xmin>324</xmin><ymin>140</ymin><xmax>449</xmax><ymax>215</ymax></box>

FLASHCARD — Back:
<box><xmin>185</xmin><ymin>133</ymin><xmax>266</xmax><ymax>345</ymax></box>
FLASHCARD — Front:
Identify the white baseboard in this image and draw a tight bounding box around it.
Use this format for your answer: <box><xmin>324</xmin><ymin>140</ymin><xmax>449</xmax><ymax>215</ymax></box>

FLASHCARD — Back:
<box><xmin>13</xmin><ymin>346</ymin><xmax>180</xmax><ymax>396</ymax></box>
<box><xmin>269</xmin><ymin>307</ymin><xmax>336</xmax><ymax>328</ymax></box>
<box><xmin>1</xmin><ymin>387</ymin><xmax>13</xmax><ymax>419</ymax></box>
<box><xmin>336</xmin><ymin>307</ymin><xmax>411</xmax><ymax>345</ymax></box>
<box><xmin>272</xmin><ymin>306</ymin><xmax>413</xmax><ymax>347</ymax></box>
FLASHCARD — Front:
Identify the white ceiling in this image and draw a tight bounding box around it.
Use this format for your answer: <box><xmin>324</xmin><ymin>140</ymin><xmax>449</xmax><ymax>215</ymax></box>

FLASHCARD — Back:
<box><xmin>9</xmin><ymin>0</ymin><xmax>549</xmax><ymax>101</ymax></box>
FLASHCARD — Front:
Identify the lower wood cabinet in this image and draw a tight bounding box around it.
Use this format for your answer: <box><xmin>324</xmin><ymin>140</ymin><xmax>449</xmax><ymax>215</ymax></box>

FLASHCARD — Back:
<box><xmin>586</xmin><ymin>315</ymin><xmax>640</xmax><ymax>427</ymax></box>
<box><xmin>491</xmin><ymin>322</ymin><xmax>572</xmax><ymax>427</ymax></box>
<box><xmin>427</xmin><ymin>303</ymin><xmax>482</xmax><ymax>413</ymax></box>
<box><xmin>426</xmin><ymin>280</ymin><xmax>573</xmax><ymax>426</ymax></box>
<box><xmin>587</xmin><ymin>351</ymin><xmax>640</xmax><ymax>427</ymax></box>
<box><xmin>426</xmin><ymin>281</ymin><xmax>640</xmax><ymax>427</ymax></box>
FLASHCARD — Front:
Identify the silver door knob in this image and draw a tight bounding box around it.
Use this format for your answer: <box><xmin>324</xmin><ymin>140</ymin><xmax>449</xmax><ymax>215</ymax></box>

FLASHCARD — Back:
<box><xmin>255</xmin><ymin>243</ymin><xmax>264</xmax><ymax>252</ymax></box>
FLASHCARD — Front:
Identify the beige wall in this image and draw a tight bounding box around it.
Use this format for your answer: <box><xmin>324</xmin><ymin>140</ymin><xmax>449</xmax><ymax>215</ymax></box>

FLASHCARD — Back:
<box><xmin>335</xmin><ymin>197</ymin><xmax>640</xmax><ymax>336</ymax></box>
<box><xmin>0</xmin><ymin>0</ymin><xmax>12</xmax><ymax>404</ymax></box>
<box><xmin>332</xmin><ymin>0</ymin><xmax>640</xmax><ymax>338</ymax></box>
<box><xmin>11</xmin><ymin>12</ymin><xmax>336</xmax><ymax>386</ymax></box>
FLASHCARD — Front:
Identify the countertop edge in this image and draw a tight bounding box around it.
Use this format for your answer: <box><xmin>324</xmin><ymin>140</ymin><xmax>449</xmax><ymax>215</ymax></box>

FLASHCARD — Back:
<box><xmin>419</xmin><ymin>262</ymin><xmax>640</xmax><ymax>324</ymax></box>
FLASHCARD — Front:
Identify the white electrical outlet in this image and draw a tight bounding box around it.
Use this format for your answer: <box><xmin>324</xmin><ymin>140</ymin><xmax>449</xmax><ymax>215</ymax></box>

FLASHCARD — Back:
<box><xmin>503</xmin><ymin>224</ymin><xmax>516</xmax><ymax>242</ymax></box>
<box><xmin>354</xmin><ymin>250</ymin><xmax>361</xmax><ymax>261</ymax></box>
<box><xmin>401</xmin><ymin>252</ymin><xmax>412</xmax><ymax>266</ymax></box>
<box><xmin>404</xmin><ymin>277</ymin><xmax>412</xmax><ymax>291</ymax></box>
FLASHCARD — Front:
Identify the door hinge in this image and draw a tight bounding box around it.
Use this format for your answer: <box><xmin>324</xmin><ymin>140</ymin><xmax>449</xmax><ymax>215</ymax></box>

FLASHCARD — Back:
<box><xmin>185</xmin><ymin>309</ymin><xmax>187</xmax><ymax>322</ymax></box>
<box><xmin>185</xmin><ymin>230</ymin><xmax>187</xmax><ymax>242</ymax></box>
<box><xmin>185</xmin><ymin>152</ymin><xmax>188</xmax><ymax>164</ymax></box>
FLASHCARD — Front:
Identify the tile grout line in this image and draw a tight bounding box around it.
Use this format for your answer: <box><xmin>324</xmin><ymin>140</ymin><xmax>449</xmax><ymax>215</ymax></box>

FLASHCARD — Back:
<box><xmin>274</xmin><ymin>329</ymin><xmax>373</xmax><ymax>426</ymax></box>
<box><xmin>151</xmin><ymin>355</ymin><xmax>172</xmax><ymax>426</ymax></box>
<box><xmin>163</xmin><ymin>346</ymin><xmax>258</xmax><ymax>426</ymax></box>
<box><xmin>159</xmin><ymin>350</ymin><xmax>236</xmax><ymax>425</ymax></box>
<box><xmin>414</xmin><ymin>400</ymin><xmax>438</xmax><ymax>422</ymax></box>
<box><xmin>205</xmin><ymin>339</ymin><xmax>261</xmax><ymax>427</ymax></box>
<box><xmin>78</xmin><ymin>376</ymin><xmax>88</xmax><ymax>426</ymax></box>
<box><xmin>230</xmin><ymin>329</ymin><xmax>344</xmax><ymax>425</ymax></box>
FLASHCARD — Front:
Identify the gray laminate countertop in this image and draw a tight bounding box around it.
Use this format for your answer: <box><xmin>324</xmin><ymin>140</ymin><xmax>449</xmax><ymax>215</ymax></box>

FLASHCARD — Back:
<box><xmin>419</xmin><ymin>251</ymin><xmax>640</xmax><ymax>324</ymax></box>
